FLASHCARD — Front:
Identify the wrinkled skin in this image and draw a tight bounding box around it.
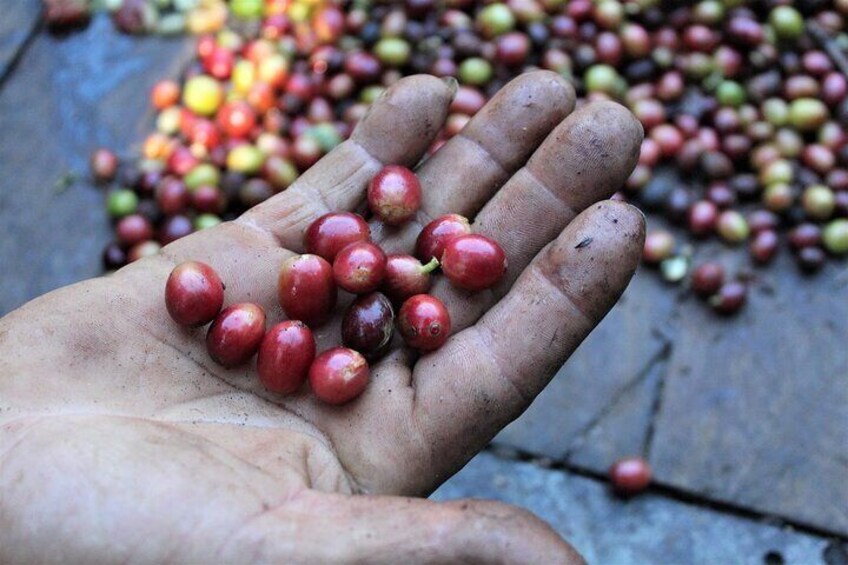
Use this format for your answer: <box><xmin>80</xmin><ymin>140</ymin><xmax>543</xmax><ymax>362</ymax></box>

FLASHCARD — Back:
<box><xmin>0</xmin><ymin>72</ymin><xmax>645</xmax><ymax>564</ymax></box>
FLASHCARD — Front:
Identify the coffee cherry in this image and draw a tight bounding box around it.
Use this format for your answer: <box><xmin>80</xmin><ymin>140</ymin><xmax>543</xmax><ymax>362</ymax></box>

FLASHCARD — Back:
<box><xmin>305</xmin><ymin>212</ymin><xmax>371</xmax><ymax>262</ymax></box>
<box><xmin>206</xmin><ymin>303</ymin><xmax>266</xmax><ymax>368</ymax></box>
<box><xmin>441</xmin><ymin>234</ymin><xmax>507</xmax><ymax>291</ymax></box>
<box><xmin>257</xmin><ymin>321</ymin><xmax>316</xmax><ymax>394</ymax></box>
<box><xmin>277</xmin><ymin>254</ymin><xmax>337</xmax><ymax>327</ymax></box>
<box><xmin>309</xmin><ymin>347</ymin><xmax>370</xmax><ymax>405</ymax></box>
<box><xmin>367</xmin><ymin>165</ymin><xmax>422</xmax><ymax>226</ymax></box>
<box><xmin>398</xmin><ymin>294</ymin><xmax>451</xmax><ymax>351</ymax></box>
<box><xmin>341</xmin><ymin>292</ymin><xmax>395</xmax><ymax>360</ymax></box>
<box><xmin>165</xmin><ymin>261</ymin><xmax>225</xmax><ymax>327</ymax></box>
<box><xmin>333</xmin><ymin>241</ymin><xmax>387</xmax><ymax>294</ymax></box>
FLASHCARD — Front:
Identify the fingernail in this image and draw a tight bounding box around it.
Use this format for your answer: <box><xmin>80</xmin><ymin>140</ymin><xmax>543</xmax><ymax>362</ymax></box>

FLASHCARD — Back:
<box><xmin>441</xmin><ymin>76</ymin><xmax>459</xmax><ymax>97</ymax></box>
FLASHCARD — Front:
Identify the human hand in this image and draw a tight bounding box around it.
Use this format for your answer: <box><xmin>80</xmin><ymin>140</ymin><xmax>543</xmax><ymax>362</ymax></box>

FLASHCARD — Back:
<box><xmin>0</xmin><ymin>71</ymin><xmax>644</xmax><ymax>563</ymax></box>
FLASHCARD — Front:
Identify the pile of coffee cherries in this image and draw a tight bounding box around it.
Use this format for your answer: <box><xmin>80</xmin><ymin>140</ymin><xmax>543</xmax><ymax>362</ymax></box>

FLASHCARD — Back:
<box><xmin>95</xmin><ymin>0</ymin><xmax>847</xmax><ymax>318</ymax></box>
<box><xmin>164</xmin><ymin>164</ymin><xmax>506</xmax><ymax>404</ymax></box>
<box><xmin>45</xmin><ymin>0</ymin><xmax>244</xmax><ymax>36</ymax></box>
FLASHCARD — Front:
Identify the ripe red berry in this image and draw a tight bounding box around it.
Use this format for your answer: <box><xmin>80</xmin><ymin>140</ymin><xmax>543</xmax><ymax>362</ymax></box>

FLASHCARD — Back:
<box><xmin>382</xmin><ymin>254</ymin><xmax>439</xmax><ymax>303</ymax></box>
<box><xmin>305</xmin><ymin>212</ymin><xmax>371</xmax><ymax>262</ymax></box>
<box><xmin>415</xmin><ymin>214</ymin><xmax>472</xmax><ymax>263</ymax></box>
<box><xmin>688</xmin><ymin>200</ymin><xmax>719</xmax><ymax>237</ymax></box>
<box><xmin>367</xmin><ymin>165</ymin><xmax>422</xmax><ymax>226</ymax></box>
<box><xmin>90</xmin><ymin>148</ymin><xmax>119</xmax><ymax>182</ymax></box>
<box><xmin>750</xmin><ymin>230</ymin><xmax>779</xmax><ymax>264</ymax></box>
<box><xmin>309</xmin><ymin>347</ymin><xmax>370</xmax><ymax>405</ymax></box>
<box><xmin>397</xmin><ymin>294</ymin><xmax>451</xmax><ymax>351</ymax></box>
<box><xmin>165</xmin><ymin>260</ymin><xmax>225</xmax><ymax>327</ymax></box>
<box><xmin>441</xmin><ymin>234</ymin><xmax>508</xmax><ymax>291</ymax></box>
<box><xmin>690</xmin><ymin>262</ymin><xmax>725</xmax><ymax>298</ymax></box>
<box><xmin>709</xmin><ymin>281</ymin><xmax>747</xmax><ymax>314</ymax></box>
<box><xmin>342</xmin><ymin>292</ymin><xmax>394</xmax><ymax>360</ymax></box>
<box><xmin>278</xmin><ymin>254</ymin><xmax>337</xmax><ymax>327</ymax></box>
<box><xmin>257</xmin><ymin>321</ymin><xmax>316</xmax><ymax>394</ymax></box>
<box><xmin>206</xmin><ymin>303</ymin><xmax>266</xmax><ymax>368</ymax></box>
<box><xmin>115</xmin><ymin>214</ymin><xmax>154</xmax><ymax>247</ymax></box>
<box><xmin>151</xmin><ymin>79</ymin><xmax>180</xmax><ymax>110</ymax></box>
<box><xmin>333</xmin><ymin>241</ymin><xmax>387</xmax><ymax>294</ymax></box>
<box><xmin>609</xmin><ymin>457</ymin><xmax>652</xmax><ymax>496</ymax></box>
<box><xmin>217</xmin><ymin>101</ymin><xmax>257</xmax><ymax>139</ymax></box>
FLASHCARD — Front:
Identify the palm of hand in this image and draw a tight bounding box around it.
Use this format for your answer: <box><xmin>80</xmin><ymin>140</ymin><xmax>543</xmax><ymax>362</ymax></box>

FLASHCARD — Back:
<box><xmin>1</xmin><ymin>72</ymin><xmax>644</xmax><ymax>563</ymax></box>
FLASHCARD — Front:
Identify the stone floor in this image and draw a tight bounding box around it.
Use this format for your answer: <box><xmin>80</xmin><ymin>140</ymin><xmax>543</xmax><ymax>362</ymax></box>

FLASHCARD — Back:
<box><xmin>1</xmin><ymin>6</ymin><xmax>846</xmax><ymax>563</ymax></box>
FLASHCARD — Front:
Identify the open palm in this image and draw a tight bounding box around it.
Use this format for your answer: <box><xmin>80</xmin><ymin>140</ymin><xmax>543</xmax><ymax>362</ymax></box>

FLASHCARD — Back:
<box><xmin>0</xmin><ymin>71</ymin><xmax>644</xmax><ymax>563</ymax></box>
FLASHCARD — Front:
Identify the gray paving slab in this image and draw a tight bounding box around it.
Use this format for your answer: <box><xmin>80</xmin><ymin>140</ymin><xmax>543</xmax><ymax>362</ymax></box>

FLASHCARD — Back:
<box><xmin>0</xmin><ymin>15</ymin><xmax>193</xmax><ymax>315</ymax></box>
<box><xmin>0</xmin><ymin>0</ymin><xmax>40</xmax><ymax>79</ymax></box>
<box><xmin>650</xmin><ymin>250</ymin><xmax>848</xmax><ymax>537</ymax></box>
<box><xmin>433</xmin><ymin>452</ymin><xmax>832</xmax><ymax>565</ymax></box>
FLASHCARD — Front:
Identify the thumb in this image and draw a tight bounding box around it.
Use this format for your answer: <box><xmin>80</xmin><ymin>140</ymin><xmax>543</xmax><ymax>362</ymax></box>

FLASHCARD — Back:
<box><xmin>219</xmin><ymin>490</ymin><xmax>584</xmax><ymax>564</ymax></box>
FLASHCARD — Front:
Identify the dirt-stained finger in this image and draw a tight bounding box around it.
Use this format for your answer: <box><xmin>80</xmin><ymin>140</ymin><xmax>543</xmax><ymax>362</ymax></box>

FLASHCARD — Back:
<box><xmin>371</xmin><ymin>70</ymin><xmax>575</xmax><ymax>252</ymax></box>
<box><xmin>432</xmin><ymin>100</ymin><xmax>643</xmax><ymax>332</ymax></box>
<box><xmin>412</xmin><ymin>201</ymin><xmax>645</xmax><ymax>487</ymax></box>
<box><xmin>241</xmin><ymin>74</ymin><xmax>455</xmax><ymax>251</ymax></box>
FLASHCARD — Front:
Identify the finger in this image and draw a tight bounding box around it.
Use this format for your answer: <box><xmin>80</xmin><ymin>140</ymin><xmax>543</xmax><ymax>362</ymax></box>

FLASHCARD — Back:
<box><xmin>241</xmin><ymin>74</ymin><xmax>455</xmax><ymax>251</ymax></box>
<box><xmin>413</xmin><ymin>201</ymin><xmax>646</xmax><ymax>487</ymax></box>
<box><xmin>371</xmin><ymin>70</ymin><xmax>575</xmax><ymax>251</ymax></box>
<box><xmin>434</xmin><ymin>100</ymin><xmax>643</xmax><ymax>332</ymax></box>
<box><xmin>220</xmin><ymin>491</ymin><xmax>585</xmax><ymax>564</ymax></box>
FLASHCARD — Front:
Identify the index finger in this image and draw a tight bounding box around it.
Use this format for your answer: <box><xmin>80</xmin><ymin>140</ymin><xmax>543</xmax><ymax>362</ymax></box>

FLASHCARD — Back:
<box><xmin>240</xmin><ymin>75</ymin><xmax>455</xmax><ymax>250</ymax></box>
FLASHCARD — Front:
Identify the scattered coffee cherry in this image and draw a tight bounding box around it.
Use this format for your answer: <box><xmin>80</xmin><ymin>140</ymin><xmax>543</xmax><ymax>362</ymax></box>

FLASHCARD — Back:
<box><xmin>309</xmin><ymin>347</ymin><xmax>370</xmax><ymax>405</ymax></box>
<box><xmin>788</xmin><ymin>223</ymin><xmax>822</xmax><ymax>250</ymax></box>
<box><xmin>609</xmin><ymin>456</ymin><xmax>651</xmax><ymax>496</ymax></box>
<box><xmin>415</xmin><ymin>214</ymin><xmax>472</xmax><ymax>263</ymax></box>
<box><xmin>333</xmin><ymin>241</ymin><xmax>387</xmax><ymax>294</ymax></box>
<box><xmin>382</xmin><ymin>255</ymin><xmax>439</xmax><ymax>304</ymax></box>
<box><xmin>44</xmin><ymin>0</ymin><xmax>91</xmax><ymax>30</ymax></box>
<box><xmin>642</xmin><ymin>230</ymin><xmax>675</xmax><ymax>265</ymax></box>
<box><xmin>305</xmin><ymin>212</ymin><xmax>371</xmax><ymax>262</ymax></box>
<box><xmin>710</xmin><ymin>281</ymin><xmax>747</xmax><ymax>315</ymax></box>
<box><xmin>206</xmin><ymin>303</ymin><xmax>266</xmax><ymax>368</ymax></box>
<box><xmin>90</xmin><ymin>148</ymin><xmax>119</xmax><ymax>182</ymax></box>
<box><xmin>182</xmin><ymin>75</ymin><xmax>224</xmax><ymax>116</ymax></box>
<box><xmin>257</xmin><ymin>321</ymin><xmax>316</xmax><ymax>394</ymax></box>
<box><xmin>341</xmin><ymin>292</ymin><xmax>395</xmax><ymax>360</ymax></box>
<box><xmin>106</xmin><ymin>189</ymin><xmax>139</xmax><ymax>218</ymax></box>
<box><xmin>367</xmin><ymin>165</ymin><xmax>422</xmax><ymax>226</ymax></box>
<box><xmin>801</xmin><ymin>185</ymin><xmax>836</xmax><ymax>221</ymax></box>
<box><xmin>691</xmin><ymin>263</ymin><xmax>725</xmax><ymax>298</ymax></box>
<box><xmin>151</xmin><ymin>79</ymin><xmax>180</xmax><ymax>110</ymax></box>
<box><xmin>796</xmin><ymin>246</ymin><xmax>827</xmax><ymax>274</ymax></box>
<box><xmin>716</xmin><ymin>210</ymin><xmax>749</xmax><ymax>245</ymax></box>
<box><xmin>823</xmin><ymin>219</ymin><xmax>848</xmax><ymax>256</ymax></box>
<box><xmin>165</xmin><ymin>260</ymin><xmax>225</xmax><ymax>327</ymax></box>
<box><xmin>115</xmin><ymin>214</ymin><xmax>154</xmax><ymax>247</ymax></box>
<box><xmin>441</xmin><ymin>234</ymin><xmax>507</xmax><ymax>291</ymax></box>
<box><xmin>127</xmin><ymin>240</ymin><xmax>160</xmax><ymax>263</ymax></box>
<box><xmin>660</xmin><ymin>255</ymin><xmax>689</xmax><ymax>283</ymax></box>
<box><xmin>750</xmin><ymin>230</ymin><xmax>779</xmax><ymax>264</ymax></box>
<box><xmin>159</xmin><ymin>215</ymin><xmax>194</xmax><ymax>245</ymax></box>
<box><xmin>688</xmin><ymin>200</ymin><xmax>719</xmax><ymax>238</ymax></box>
<box><xmin>398</xmin><ymin>294</ymin><xmax>451</xmax><ymax>351</ymax></box>
<box><xmin>102</xmin><ymin>242</ymin><xmax>127</xmax><ymax>270</ymax></box>
<box><xmin>277</xmin><ymin>254</ymin><xmax>337</xmax><ymax>327</ymax></box>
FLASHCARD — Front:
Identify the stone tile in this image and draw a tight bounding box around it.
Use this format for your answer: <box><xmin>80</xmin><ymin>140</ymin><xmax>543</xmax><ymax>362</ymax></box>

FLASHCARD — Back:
<box><xmin>0</xmin><ymin>16</ymin><xmax>193</xmax><ymax>315</ymax></box>
<box><xmin>567</xmin><ymin>356</ymin><xmax>667</xmax><ymax>471</ymax></box>
<box><xmin>433</xmin><ymin>452</ymin><xmax>830</xmax><ymax>565</ymax></box>
<box><xmin>650</xmin><ymin>251</ymin><xmax>848</xmax><ymax>536</ymax></box>
<box><xmin>0</xmin><ymin>0</ymin><xmax>40</xmax><ymax>79</ymax></box>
